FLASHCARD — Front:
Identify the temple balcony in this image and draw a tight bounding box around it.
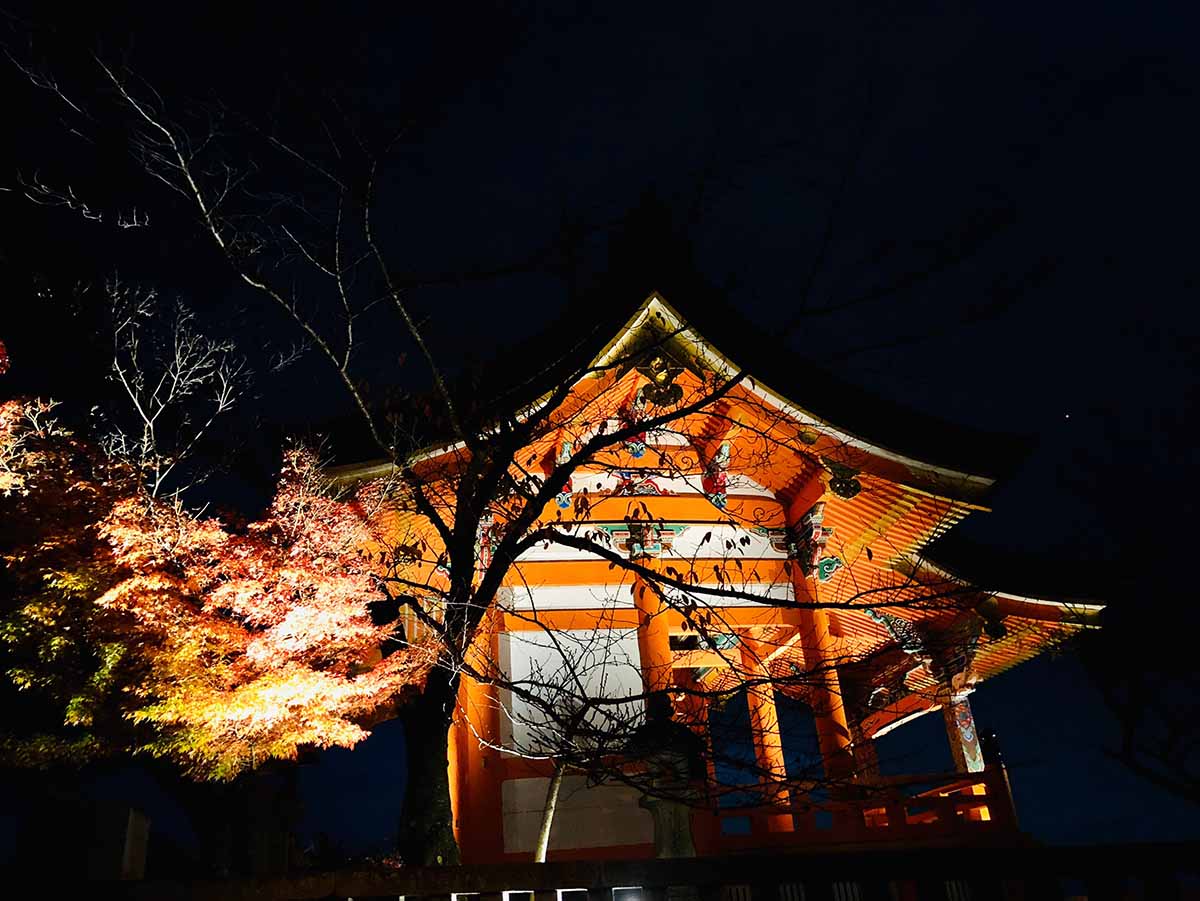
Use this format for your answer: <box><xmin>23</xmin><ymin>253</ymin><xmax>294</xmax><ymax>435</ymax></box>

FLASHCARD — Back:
<box><xmin>697</xmin><ymin>764</ymin><xmax>1020</xmax><ymax>854</ymax></box>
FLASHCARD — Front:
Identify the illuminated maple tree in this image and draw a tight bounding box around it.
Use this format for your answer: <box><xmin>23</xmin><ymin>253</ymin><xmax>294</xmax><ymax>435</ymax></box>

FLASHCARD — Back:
<box><xmin>1</xmin><ymin>392</ymin><xmax>140</xmax><ymax>764</ymax></box>
<box><xmin>97</xmin><ymin>448</ymin><xmax>432</xmax><ymax>779</ymax></box>
<box><xmin>1</xmin><ymin>393</ymin><xmax>431</xmax><ymax>780</ymax></box>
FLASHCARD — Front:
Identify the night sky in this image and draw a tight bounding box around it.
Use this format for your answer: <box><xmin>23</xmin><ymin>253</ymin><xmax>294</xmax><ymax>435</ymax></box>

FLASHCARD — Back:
<box><xmin>1</xmin><ymin>2</ymin><xmax>1198</xmax><ymax>860</ymax></box>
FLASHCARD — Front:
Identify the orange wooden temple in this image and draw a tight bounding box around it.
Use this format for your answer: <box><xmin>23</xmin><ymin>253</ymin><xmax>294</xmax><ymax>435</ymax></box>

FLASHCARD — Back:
<box><xmin>334</xmin><ymin>293</ymin><xmax>1101</xmax><ymax>862</ymax></box>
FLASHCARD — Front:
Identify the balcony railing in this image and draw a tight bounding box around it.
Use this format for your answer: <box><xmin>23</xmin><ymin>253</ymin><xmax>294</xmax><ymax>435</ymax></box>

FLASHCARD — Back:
<box><xmin>701</xmin><ymin>764</ymin><xmax>1020</xmax><ymax>853</ymax></box>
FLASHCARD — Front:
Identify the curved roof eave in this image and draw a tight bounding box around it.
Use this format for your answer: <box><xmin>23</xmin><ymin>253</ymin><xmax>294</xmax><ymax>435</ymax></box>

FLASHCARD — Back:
<box><xmin>328</xmin><ymin>292</ymin><xmax>1027</xmax><ymax>506</ymax></box>
<box><xmin>912</xmin><ymin>555</ymin><xmax>1105</xmax><ymax>625</ymax></box>
<box><xmin>595</xmin><ymin>294</ymin><xmax>1001</xmax><ymax>506</ymax></box>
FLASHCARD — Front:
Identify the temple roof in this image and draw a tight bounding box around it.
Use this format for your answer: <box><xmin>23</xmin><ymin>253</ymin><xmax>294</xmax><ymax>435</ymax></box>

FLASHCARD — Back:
<box><xmin>332</xmin><ymin>291</ymin><xmax>1031</xmax><ymax>506</ymax></box>
<box><xmin>519</xmin><ymin>290</ymin><xmax>1031</xmax><ymax>486</ymax></box>
<box><xmin>923</xmin><ymin>528</ymin><xmax>1112</xmax><ymax>606</ymax></box>
<box><xmin>334</xmin><ymin>290</ymin><xmax>1100</xmax><ymax>740</ymax></box>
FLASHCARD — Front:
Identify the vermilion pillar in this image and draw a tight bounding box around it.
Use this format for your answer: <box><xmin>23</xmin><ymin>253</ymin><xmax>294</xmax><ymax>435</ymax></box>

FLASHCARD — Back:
<box><xmin>634</xmin><ymin>564</ymin><xmax>674</xmax><ymax>694</ymax></box>
<box><xmin>452</xmin><ymin>611</ymin><xmax>505</xmax><ymax>863</ymax></box>
<box><xmin>740</xmin><ymin>645</ymin><xmax>793</xmax><ymax>832</ymax></box>
<box><xmin>784</xmin><ymin>480</ymin><xmax>854</xmax><ymax>789</ymax></box>
<box><xmin>790</xmin><ymin>578</ymin><xmax>855</xmax><ymax>786</ymax></box>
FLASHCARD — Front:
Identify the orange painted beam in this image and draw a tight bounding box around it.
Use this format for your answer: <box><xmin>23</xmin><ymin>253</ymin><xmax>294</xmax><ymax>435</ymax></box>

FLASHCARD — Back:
<box><xmin>992</xmin><ymin>596</ymin><xmax>1102</xmax><ymax>626</ymax></box>
<box><xmin>502</xmin><ymin>609</ymin><xmax>642</xmax><ymax>633</ymax></box>
<box><xmin>672</xmin><ymin>649</ymin><xmax>735</xmax><ymax>669</ymax></box>
<box><xmin>532</xmin><ymin>495</ymin><xmax>787</xmax><ymax>527</ymax></box>
<box><xmin>861</xmin><ymin>692</ymin><xmax>935</xmax><ymax>738</ymax></box>
<box><xmin>501</xmin><ymin>604</ymin><xmax>806</xmax><ymax>634</ymax></box>
<box><xmin>507</xmin><ymin>557</ymin><xmax>792</xmax><ymax>587</ymax></box>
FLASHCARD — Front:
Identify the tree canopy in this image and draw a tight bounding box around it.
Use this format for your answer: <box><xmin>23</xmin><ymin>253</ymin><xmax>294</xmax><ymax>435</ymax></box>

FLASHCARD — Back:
<box><xmin>1</xmin><ymin>392</ymin><xmax>431</xmax><ymax>780</ymax></box>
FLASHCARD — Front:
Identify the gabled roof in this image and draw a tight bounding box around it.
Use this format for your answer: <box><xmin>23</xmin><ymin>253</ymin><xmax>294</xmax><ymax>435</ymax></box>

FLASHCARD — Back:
<box><xmin>330</xmin><ymin>291</ymin><xmax>1030</xmax><ymax>507</ymax></box>
<box><xmin>592</xmin><ymin>293</ymin><xmax>1024</xmax><ymax>505</ymax></box>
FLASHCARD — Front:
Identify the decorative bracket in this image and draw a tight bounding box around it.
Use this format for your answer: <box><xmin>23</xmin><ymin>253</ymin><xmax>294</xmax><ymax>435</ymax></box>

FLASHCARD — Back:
<box><xmin>822</xmin><ymin>458</ymin><xmax>862</xmax><ymax>500</ymax></box>
<box><xmin>701</xmin><ymin>441</ymin><xmax>730</xmax><ymax>510</ymax></box>
<box><xmin>793</xmin><ymin>501</ymin><xmax>836</xmax><ymax>578</ymax></box>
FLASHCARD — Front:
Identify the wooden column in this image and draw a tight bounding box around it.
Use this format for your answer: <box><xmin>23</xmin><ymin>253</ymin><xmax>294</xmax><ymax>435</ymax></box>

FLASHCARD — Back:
<box><xmin>454</xmin><ymin>610</ymin><xmax>506</xmax><ymax>863</ymax></box>
<box><xmin>741</xmin><ymin>645</ymin><xmax>793</xmax><ymax>833</ymax></box>
<box><xmin>634</xmin><ymin>563</ymin><xmax>673</xmax><ymax>695</ymax></box>
<box><xmin>790</xmin><ymin>581</ymin><xmax>854</xmax><ymax>785</ymax></box>
<box><xmin>942</xmin><ymin>690</ymin><xmax>985</xmax><ymax>773</ymax></box>
<box><xmin>786</xmin><ymin>483</ymin><xmax>854</xmax><ymax>789</ymax></box>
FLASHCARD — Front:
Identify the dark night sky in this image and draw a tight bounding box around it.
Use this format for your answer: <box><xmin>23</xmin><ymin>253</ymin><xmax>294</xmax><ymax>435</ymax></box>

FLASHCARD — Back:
<box><xmin>2</xmin><ymin>1</ymin><xmax>1198</xmax><ymax>858</ymax></box>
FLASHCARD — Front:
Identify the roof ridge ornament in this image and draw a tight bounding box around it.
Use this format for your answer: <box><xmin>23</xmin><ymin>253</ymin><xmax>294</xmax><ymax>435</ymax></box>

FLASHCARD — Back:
<box><xmin>635</xmin><ymin>352</ymin><xmax>685</xmax><ymax>408</ymax></box>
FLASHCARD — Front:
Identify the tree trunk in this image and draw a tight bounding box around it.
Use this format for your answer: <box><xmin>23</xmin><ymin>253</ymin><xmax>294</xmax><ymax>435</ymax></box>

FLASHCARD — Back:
<box><xmin>397</xmin><ymin>670</ymin><xmax>461</xmax><ymax>866</ymax></box>
<box><xmin>533</xmin><ymin>759</ymin><xmax>566</xmax><ymax>863</ymax></box>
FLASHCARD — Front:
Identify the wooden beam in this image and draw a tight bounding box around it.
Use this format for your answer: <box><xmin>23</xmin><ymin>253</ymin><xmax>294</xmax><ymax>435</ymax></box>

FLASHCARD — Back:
<box><xmin>533</xmin><ymin>495</ymin><xmax>787</xmax><ymax>527</ymax></box>
<box><xmin>672</xmin><ymin>649</ymin><xmax>734</xmax><ymax>669</ymax></box>
<box><xmin>502</xmin><ymin>609</ymin><xmax>641</xmax><ymax>633</ymax></box>
<box><xmin>760</xmin><ymin>626</ymin><xmax>801</xmax><ymax>667</ymax></box>
<box><xmin>861</xmin><ymin>692</ymin><xmax>936</xmax><ymax>738</ymax></box>
<box><xmin>993</xmin><ymin>596</ymin><xmax>1103</xmax><ymax>626</ymax></box>
<box><xmin>501</xmin><ymin>604</ymin><xmax>805</xmax><ymax>633</ymax></box>
<box><xmin>507</xmin><ymin>558</ymin><xmax>792</xmax><ymax>588</ymax></box>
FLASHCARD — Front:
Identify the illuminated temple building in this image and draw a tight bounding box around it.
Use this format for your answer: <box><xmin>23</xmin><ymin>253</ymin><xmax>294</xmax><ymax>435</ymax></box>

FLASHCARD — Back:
<box><xmin>335</xmin><ymin>293</ymin><xmax>1100</xmax><ymax>863</ymax></box>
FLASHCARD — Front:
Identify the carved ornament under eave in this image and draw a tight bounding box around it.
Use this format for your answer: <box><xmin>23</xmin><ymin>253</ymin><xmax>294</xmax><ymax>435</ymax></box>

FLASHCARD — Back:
<box><xmin>974</xmin><ymin>596</ymin><xmax>1010</xmax><ymax>640</ymax></box>
<box><xmin>815</xmin><ymin>555</ymin><xmax>844</xmax><ymax>582</ymax></box>
<box><xmin>636</xmin><ymin>353</ymin><xmax>685</xmax><ymax>408</ymax></box>
<box><xmin>600</xmin><ymin>522</ymin><xmax>679</xmax><ymax>559</ymax></box>
<box><xmin>865</xmin><ymin>608</ymin><xmax>930</xmax><ymax>662</ymax></box>
<box><xmin>701</xmin><ymin>441</ymin><xmax>730</xmax><ymax>511</ymax></box>
<box><xmin>612</xmin><ymin>470</ymin><xmax>673</xmax><ymax>497</ymax></box>
<box><xmin>822</xmin><ymin>458</ymin><xmax>862</xmax><ymax>500</ymax></box>
<box><xmin>792</xmin><ymin>501</ymin><xmax>835</xmax><ymax>578</ymax></box>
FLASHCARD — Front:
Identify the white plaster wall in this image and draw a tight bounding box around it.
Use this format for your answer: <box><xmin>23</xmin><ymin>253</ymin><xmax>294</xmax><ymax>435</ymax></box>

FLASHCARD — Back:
<box><xmin>665</xmin><ymin>524</ymin><xmax>786</xmax><ymax>560</ymax></box>
<box><xmin>501</xmin><ymin>576</ymin><xmax>793</xmax><ymax>612</ymax></box>
<box><xmin>671</xmin><ymin>579</ymin><xmax>795</xmax><ymax>607</ymax></box>
<box><xmin>501</xmin><ymin>583</ymin><xmax>634</xmax><ymax>611</ymax></box>
<box><xmin>497</xmin><ymin>627</ymin><xmax>645</xmax><ymax>752</ymax></box>
<box><xmin>501</xmin><ymin>776</ymin><xmax>653</xmax><ymax>853</ymax></box>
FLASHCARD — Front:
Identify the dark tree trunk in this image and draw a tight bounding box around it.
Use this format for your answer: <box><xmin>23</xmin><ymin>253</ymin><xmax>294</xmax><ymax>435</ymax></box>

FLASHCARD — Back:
<box><xmin>397</xmin><ymin>668</ymin><xmax>461</xmax><ymax>866</ymax></box>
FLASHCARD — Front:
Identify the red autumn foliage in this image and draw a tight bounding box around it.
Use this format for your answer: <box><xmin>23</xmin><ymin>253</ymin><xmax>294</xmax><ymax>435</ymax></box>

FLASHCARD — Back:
<box><xmin>2</xmin><ymin>400</ymin><xmax>432</xmax><ymax>779</ymax></box>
